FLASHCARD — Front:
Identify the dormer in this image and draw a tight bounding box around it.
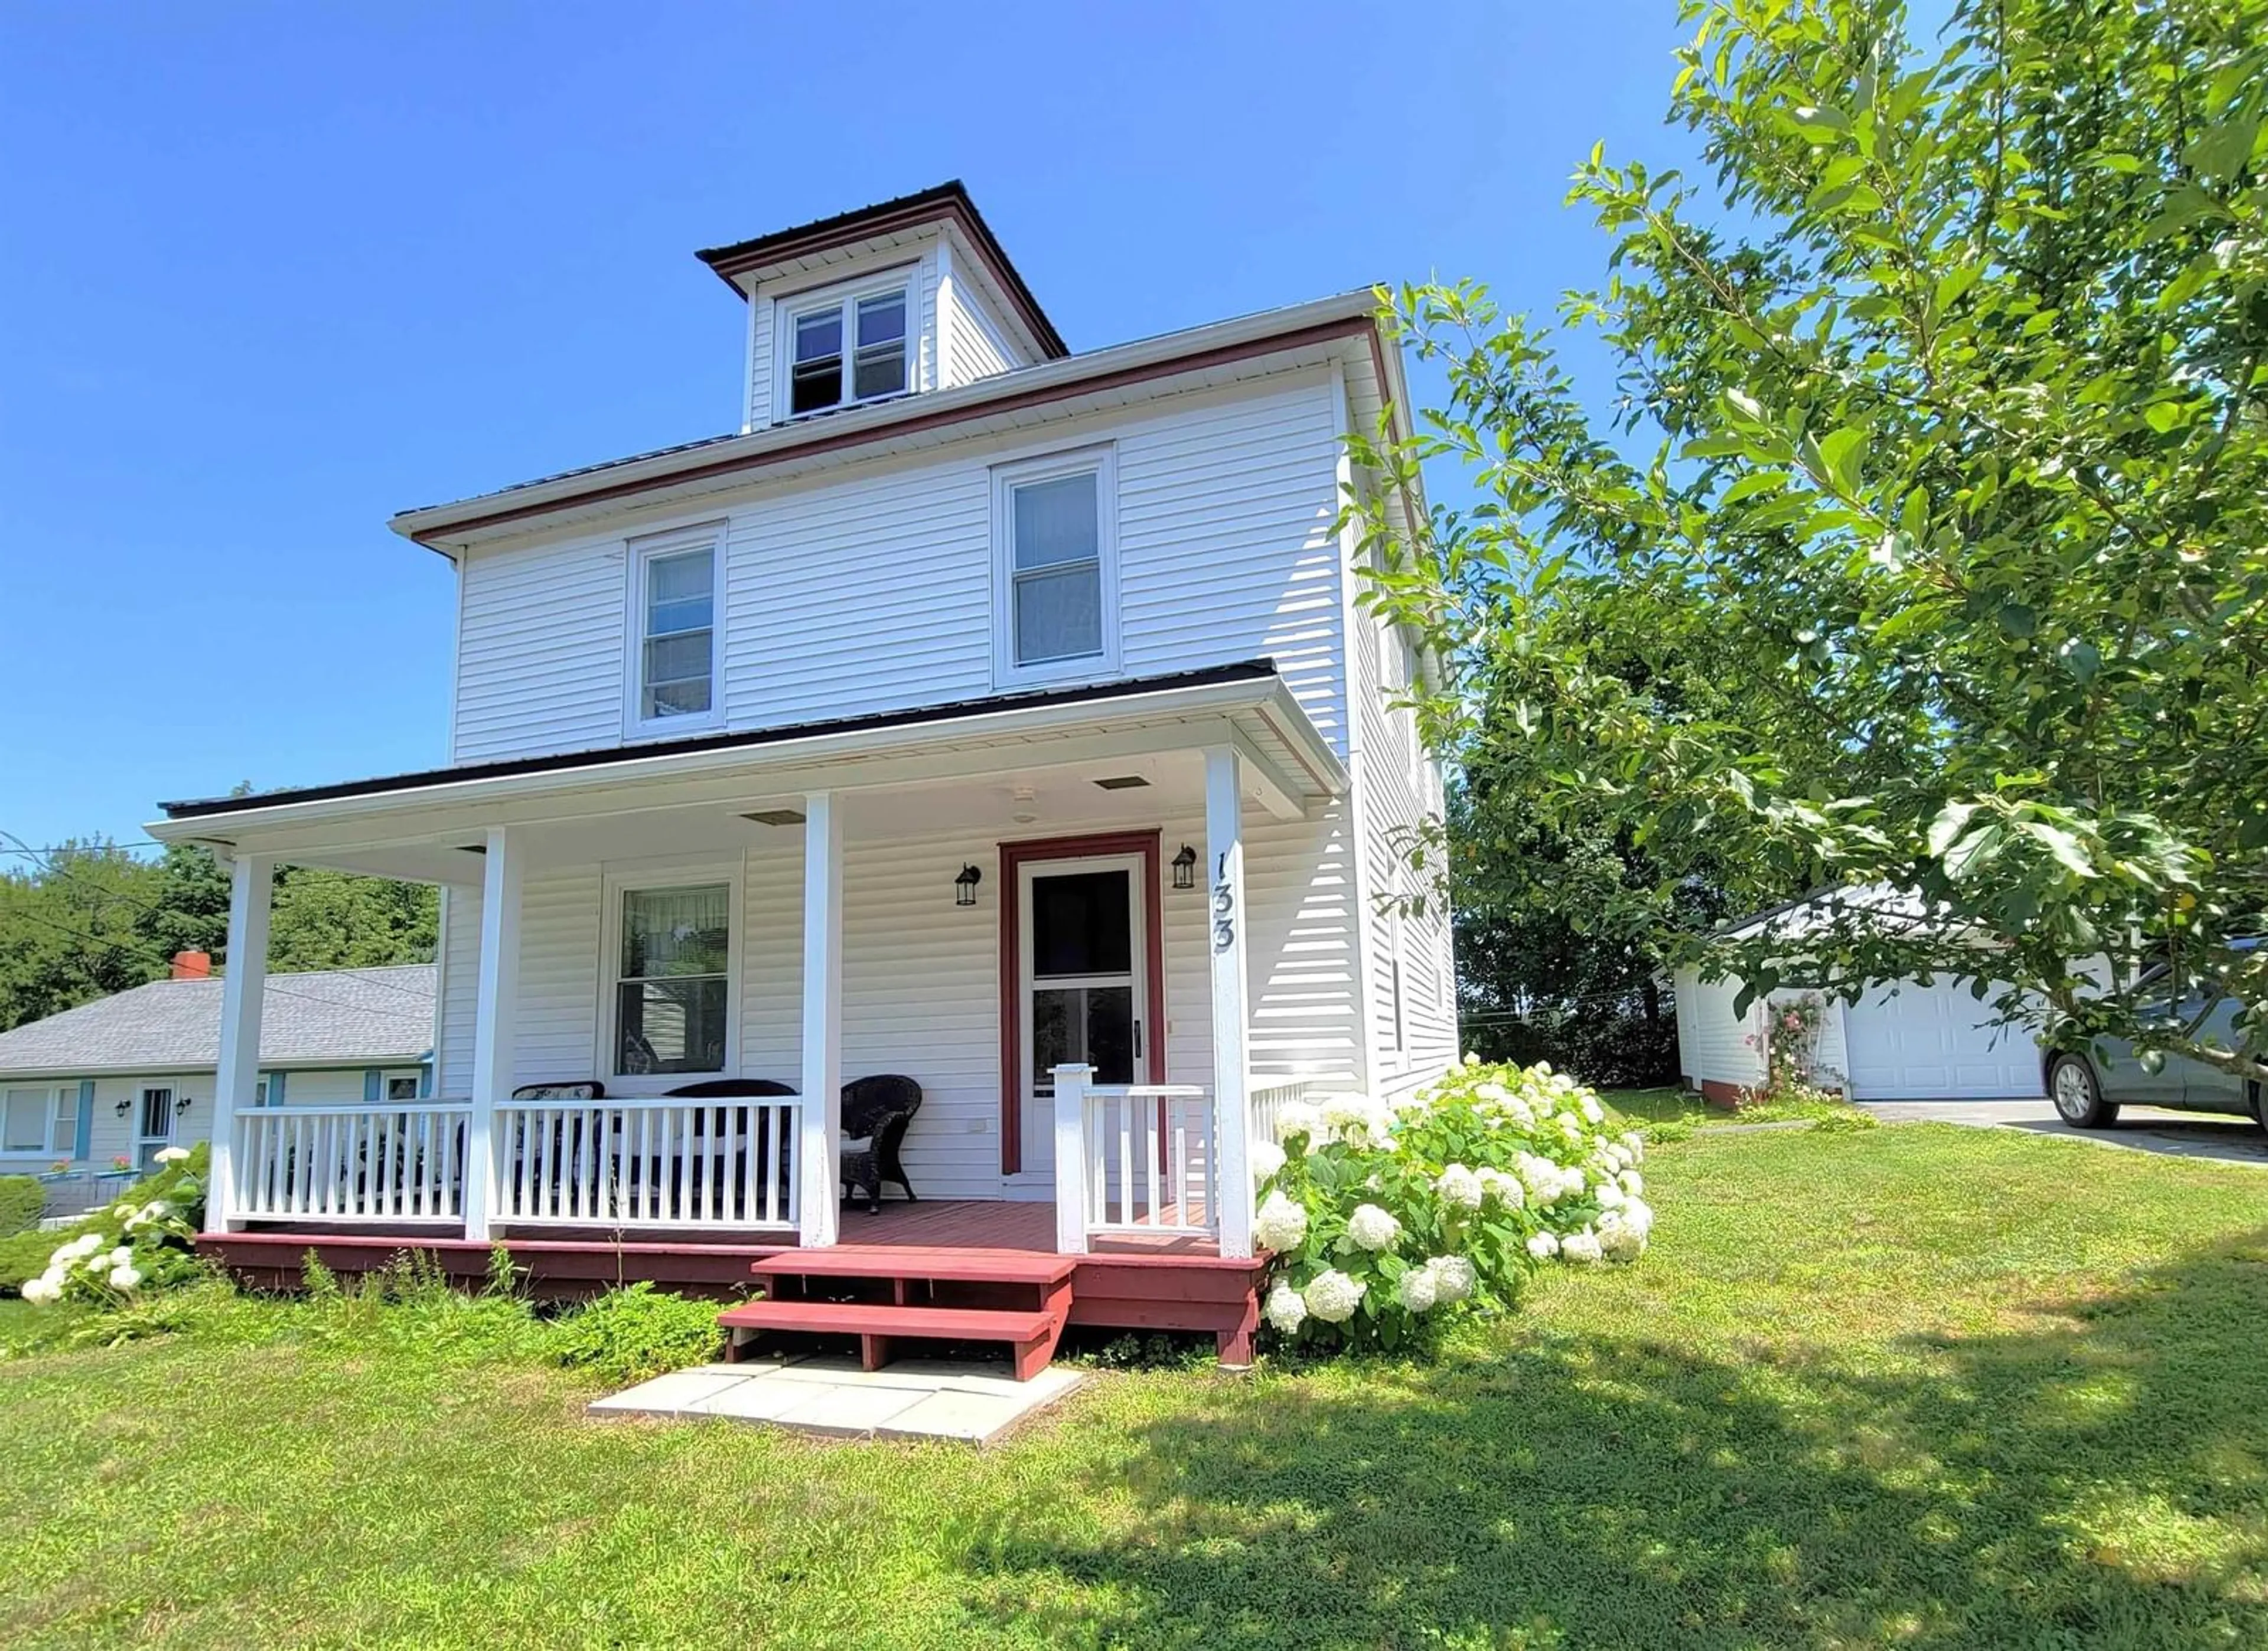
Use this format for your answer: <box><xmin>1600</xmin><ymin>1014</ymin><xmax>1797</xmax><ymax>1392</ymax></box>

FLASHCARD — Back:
<box><xmin>697</xmin><ymin>181</ymin><xmax>1069</xmax><ymax>434</ymax></box>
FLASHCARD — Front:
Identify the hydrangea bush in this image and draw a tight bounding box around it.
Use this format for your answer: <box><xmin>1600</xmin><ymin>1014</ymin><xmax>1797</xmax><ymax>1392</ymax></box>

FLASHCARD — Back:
<box><xmin>15</xmin><ymin>1146</ymin><xmax>206</xmax><ymax>1309</ymax></box>
<box><xmin>1257</xmin><ymin>1059</ymin><xmax>1651</xmax><ymax>1352</ymax></box>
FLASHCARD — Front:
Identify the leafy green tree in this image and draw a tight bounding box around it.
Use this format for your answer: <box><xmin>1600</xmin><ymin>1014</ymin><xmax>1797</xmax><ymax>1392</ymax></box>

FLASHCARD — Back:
<box><xmin>1353</xmin><ymin>0</ymin><xmax>2268</xmax><ymax>1081</ymax></box>
<box><xmin>0</xmin><ymin>843</ymin><xmax>167</xmax><ymax>1029</ymax></box>
<box><xmin>268</xmin><ymin>867</ymin><xmax>438</xmax><ymax>973</ymax></box>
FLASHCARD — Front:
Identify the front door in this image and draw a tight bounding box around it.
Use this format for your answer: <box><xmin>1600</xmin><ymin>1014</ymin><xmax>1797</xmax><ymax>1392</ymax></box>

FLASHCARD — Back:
<box><xmin>136</xmin><ymin>1086</ymin><xmax>175</xmax><ymax>1169</ymax></box>
<box><xmin>1018</xmin><ymin>854</ymin><xmax>1148</xmax><ymax>1110</ymax></box>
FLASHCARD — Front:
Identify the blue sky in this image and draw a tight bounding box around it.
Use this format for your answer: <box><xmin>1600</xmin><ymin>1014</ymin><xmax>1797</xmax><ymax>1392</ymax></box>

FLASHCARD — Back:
<box><xmin>0</xmin><ymin>1</ymin><xmax>1693</xmax><ymax>855</ymax></box>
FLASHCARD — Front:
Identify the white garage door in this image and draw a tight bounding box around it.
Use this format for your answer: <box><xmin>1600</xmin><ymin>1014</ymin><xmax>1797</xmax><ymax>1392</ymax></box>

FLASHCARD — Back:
<box><xmin>1843</xmin><ymin>981</ymin><xmax>2044</xmax><ymax>1099</ymax></box>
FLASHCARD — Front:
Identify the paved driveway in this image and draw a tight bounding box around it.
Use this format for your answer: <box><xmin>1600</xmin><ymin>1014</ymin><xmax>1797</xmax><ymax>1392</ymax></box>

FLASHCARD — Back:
<box><xmin>1860</xmin><ymin>1097</ymin><xmax>2268</xmax><ymax>1167</ymax></box>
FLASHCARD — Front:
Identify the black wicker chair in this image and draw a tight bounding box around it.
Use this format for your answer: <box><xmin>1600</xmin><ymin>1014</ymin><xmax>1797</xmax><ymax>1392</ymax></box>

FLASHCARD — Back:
<box><xmin>839</xmin><ymin>1075</ymin><xmax>923</xmax><ymax>1214</ymax></box>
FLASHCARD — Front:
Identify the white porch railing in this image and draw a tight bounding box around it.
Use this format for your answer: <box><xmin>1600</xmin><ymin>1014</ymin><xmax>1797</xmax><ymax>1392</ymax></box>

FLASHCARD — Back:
<box><xmin>490</xmin><ymin>1095</ymin><xmax>802</xmax><ymax>1230</ymax></box>
<box><xmin>1085</xmin><ymin>1083</ymin><xmax>1215</xmax><ymax>1236</ymax></box>
<box><xmin>233</xmin><ymin>1103</ymin><xmax>473</xmax><ymax>1223</ymax></box>
<box><xmin>1247</xmin><ymin>1077</ymin><xmax>1317</xmax><ymax>1148</ymax></box>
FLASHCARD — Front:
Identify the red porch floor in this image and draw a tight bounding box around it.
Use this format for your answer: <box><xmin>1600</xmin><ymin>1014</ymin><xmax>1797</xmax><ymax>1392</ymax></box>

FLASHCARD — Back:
<box><xmin>197</xmin><ymin>1199</ymin><xmax>1267</xmax><ymax>1362</ymax></box>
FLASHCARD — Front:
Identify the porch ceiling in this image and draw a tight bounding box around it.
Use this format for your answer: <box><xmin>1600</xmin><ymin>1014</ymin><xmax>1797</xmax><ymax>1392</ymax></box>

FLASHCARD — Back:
<box><xmin>145</xmin><ymin>665</ymin><xmax>1344</xmax><ymax>883</ymax></box>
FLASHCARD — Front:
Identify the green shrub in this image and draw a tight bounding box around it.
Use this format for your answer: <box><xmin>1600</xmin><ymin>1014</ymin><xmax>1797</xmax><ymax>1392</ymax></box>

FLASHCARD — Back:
<box><xmin>0</xmin><ymin>1176</ymin><xmax>44</xmax><ymax>1239</ymax></box>
<box><xmin>4</xmin><ymin>1144</ymin><xmax>209</xmax><ymax>1304</ymax></box>
<box><xmin>1256</xmin><ymin>1061</ymin><xmax>1654</xmax><ymax>1353</ymax></box>
<box><xmin>551</xmin><ymin>1283</ymin><xmax>725</xmax><ymax>1384</ymax></box>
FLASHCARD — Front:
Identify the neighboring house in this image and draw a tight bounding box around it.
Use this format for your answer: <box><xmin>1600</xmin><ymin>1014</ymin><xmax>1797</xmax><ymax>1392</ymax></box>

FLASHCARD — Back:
<box><xmin>141</xmin><ymin>183</ymin><xmax>1453</xmax><ymax>1363</ymax></box>
<box><xmin>0</xmin><ymin>952</ymin><xmax>434</xmax><ymax>1173</ymax></box>
<box><xmin>1674</xmin><ymin>892</ymin><xmax>2044</xmax><ymax>1104</ymax></box>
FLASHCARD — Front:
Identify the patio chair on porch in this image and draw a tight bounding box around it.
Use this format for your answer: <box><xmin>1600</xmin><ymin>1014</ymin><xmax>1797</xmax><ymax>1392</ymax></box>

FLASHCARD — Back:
<box><xmin>839</xmin><ymin>1075</ymin><xmax>922</xmax><ymax>1215</ymax></box>
<box><xmin>661</xmin><ymin>1078</ymin><xmax>798</xmax><ymax>1221</ymax></box>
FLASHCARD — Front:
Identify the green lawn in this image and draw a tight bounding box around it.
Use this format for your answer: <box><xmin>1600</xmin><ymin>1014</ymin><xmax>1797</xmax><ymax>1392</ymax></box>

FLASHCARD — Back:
<box><xmin>3</xmin><ymin>1125</ymin><xmax>2265</xmax><ymax>1649</ymax></box>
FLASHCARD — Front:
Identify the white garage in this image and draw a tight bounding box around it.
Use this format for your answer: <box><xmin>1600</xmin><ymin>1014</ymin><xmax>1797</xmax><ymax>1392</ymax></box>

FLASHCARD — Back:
<box><xmin>1674</xmin><ymin>966</ymin><xmax>2047</xmax><ymax>1102</ymax></box>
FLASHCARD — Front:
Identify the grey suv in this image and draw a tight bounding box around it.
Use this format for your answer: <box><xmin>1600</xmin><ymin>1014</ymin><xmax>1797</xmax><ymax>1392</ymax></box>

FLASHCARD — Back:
<box><xmin>2042</xmin><ymin>945</ymin><xmax>2267</xmax><ymax>1132</ymax></box>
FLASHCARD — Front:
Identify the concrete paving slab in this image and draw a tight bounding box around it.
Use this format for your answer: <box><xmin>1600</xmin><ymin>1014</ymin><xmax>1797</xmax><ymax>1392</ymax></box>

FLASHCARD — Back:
<box><xmin>687</xmin><ymin>1378</ymin><xmax>822</xmax><ymax>1422</ymax></box>
<box><xmin>770</xmin><ymin>1382</ymin><xmax>930</xmax><ymax>1437</ymax></box>
<box><xmin>589</xmin><ymin>1359</ymin><xmax>1089</xmax><ymax>1440</ymax></box>
<box><xmin>586</xmin><ymin>1368</ymin><xmax>747</xmax><ymax>1416</ymax></box>
<box><xmin>874</xmin><ymin>1389</ymin><xmax>1029</xmax><ymax>1443</ymax></box>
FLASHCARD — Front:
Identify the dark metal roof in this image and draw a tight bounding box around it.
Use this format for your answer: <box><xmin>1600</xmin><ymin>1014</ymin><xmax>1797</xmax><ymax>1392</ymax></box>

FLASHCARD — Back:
<box><xmin>695</xmin><ymin>180</ymin><xmax>1068</xmax><ymax>359</ymax></box>
<box><xmin>159</xmin><ymin>660</ymin><xmax>1280</xmax><ymax>821</ymax></box>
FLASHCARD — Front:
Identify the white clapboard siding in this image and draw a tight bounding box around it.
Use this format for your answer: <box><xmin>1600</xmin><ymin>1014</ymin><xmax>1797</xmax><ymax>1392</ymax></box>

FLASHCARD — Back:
<box><xmin>436</xmin><ymin>883</ymin><xmax>481</xmax><ymax>1098</ymax></box>
<box><xmin>452</xmin><ymin>535</ymin><xmax>627</xmax><ymax>763</ymax></box>
<box><xmin>943</xmin><ymin>277</ymin><xmax>1017</xmax><ymax>386</ymax></box>
<box><xmin>448</xmin><ymin>372</ymin><xmax>1348</xmax><ymax>767</ymax></box>
<box><xmin>1355</xmin><ymin>601</ymin><xmax>1460</xmax><ymax>1104</ymax></box>
<box><xmin>511</xmin><ymin>866</ymin><xmax>603</xmax><ymax>1089</ymax></box>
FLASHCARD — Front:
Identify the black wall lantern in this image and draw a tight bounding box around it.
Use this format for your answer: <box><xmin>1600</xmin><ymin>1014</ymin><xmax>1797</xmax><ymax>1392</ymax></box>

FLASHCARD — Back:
<box><xmin>1172</xmin><ymin>843</ymin><xmax>1198</xmax><ymax>890</ymax></box>
<box><xmin>954</xmin><ymin>864</ymin><xmax>983</xmax><ymax>906</ymax></box>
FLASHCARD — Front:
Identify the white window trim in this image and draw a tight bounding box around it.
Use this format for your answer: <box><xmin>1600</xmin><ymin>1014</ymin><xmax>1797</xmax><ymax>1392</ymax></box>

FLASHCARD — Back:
<box><xmin>990</xmin><ymin>444</ymin><xmax>1121</xmax><ymax>690</ymax></box>
<box><xmin>380</xmin><ymin>1070</ymin><xmax>425</xmax><ymax>1103</ymax></box>
<box><xmin>0</xmin><ymin>1084</ymin><xmax>73</xmax><ymax>1159</ymax></box>
<box><xmin>772</xmin><ymin>268</ymin><xmax>915</xmax><ymax>423</ymax></box>
<box><xmin>592</xmin><ymin>859</ymin><xmax>745</xmax><ymax>1095</ymax></box>
<box><xmin>623</xmin><ymin>521</ymin><xmax>726</xmax><ymax>739</ymax></box>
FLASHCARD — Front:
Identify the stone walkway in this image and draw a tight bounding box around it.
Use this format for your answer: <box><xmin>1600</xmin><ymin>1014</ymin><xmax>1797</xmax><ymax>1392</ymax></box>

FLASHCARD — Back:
<box><xmin>589</xmin><ymin>1353</ymin><xmax>1086</xmax><ymax>1443</ymax></box>
<box><xmin>1862</xmin><ymin>1097</ymin><xmax>2268</xmax><ymax>1167</ymax></box>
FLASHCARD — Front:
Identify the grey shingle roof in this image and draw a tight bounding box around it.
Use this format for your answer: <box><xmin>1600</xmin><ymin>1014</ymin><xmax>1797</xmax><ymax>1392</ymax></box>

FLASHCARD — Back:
<box><xmin>0</xmin><ymin>965</ymin><xmax>435</xmax><ymax>1076</ymax></box>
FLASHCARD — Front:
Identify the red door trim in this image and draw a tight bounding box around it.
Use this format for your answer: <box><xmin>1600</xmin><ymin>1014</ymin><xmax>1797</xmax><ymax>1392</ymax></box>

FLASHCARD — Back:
<box><xmin>997</xmin><ymin>830</ymin><xmax>1166</xmax><ymax>1176</ymax></box>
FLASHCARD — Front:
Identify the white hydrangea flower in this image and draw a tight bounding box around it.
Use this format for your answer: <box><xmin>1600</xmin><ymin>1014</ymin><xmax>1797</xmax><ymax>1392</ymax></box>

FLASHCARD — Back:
<box><xmin>1475</xmin><ymin>1081</ymin><xmax>1508</xmax><ymax>1103</ymax></box>
<box><xmin>1621</xmin><ymin>1130</ymin><xmax>1646</xmax><ymax>1164</ymax></box>
<box><xmin>1319</xmin><ymin>1094</ymin><xmax>1394</xmax><ymax>1150</ymax></box>
<box><xmin>1275</xmin><ymin>1101</ymin><xmax>1322</xmax><ymax>1144</ymax></box>
<box><xmin>112</xmin><ymin>1201</ymin><xmax>137</xmax><ymax>1218</ymax></box>
<box><xmin>1435</xmin><ymin>1164</ymin><xmax>1484</xmax><ymax>1210</ymax></box>
<box><xmin>106</xmin><ymin>1264</ymin><xmax>142</xmax><ymax>1292</ymax></box>
<box><xmin>19</xmin><ymin>1275</ymin><xmax>57</xmax><ymax>1305</ymax></box>
<box><xmin>1249</xmin><ymin>1139</ymin><xmax>1286</xmax><ymax>1183</ymax></box>
<box><xmin>1253</xmin><ymin>1190</ymin><xmax>1310</xmax><ymax>1252</ymax></box>
<box><xmin>1561</xmin><ymin>1228</ymin><xmax>1605</xmax><ymax>1265</ymax></box>
<box><xmin>1429</xmin><ymin>1254</ymin><xmax>1477</xmax><ymax>1304</ymax></box>
<box><xmin>1345</xmin><ymin>1202</ymin><xmax>1401</xmax><ymax>1251</ymax></box>
<box><xmin>154</xmin><ymin>1146</ymin><xmax>190</xmax><ymax>1164</ymax></box>
<box><xmin>1478</xmin><ymin>1168</ymin><xmax>1526</xmax><ymax>1209</ymax></box>
<box><xmin>1556</xmin><ymin>1114</ymin><xmax>1586</xmax><ymax>1145</ymax></box>
<box><xmin>1463</xmin><ymin>1051</ymin><xmax>1481</xmax><ymax>1067</ymax></box>
<box><xmin>1598</xmin><ymin>1204</ymin><xmax>1651</xmax><ymax>1262</ymax></box>
<box><xmin>1596</xmin><ymin>1183</ymin><xmax>1628</xmax><ymax>1210</ymax></box>
<box><xmin>1619</xmin><ymin>1170</ymin><xmax>1645</xmax><ymax>1198</ymax></box>
<box><xmin>106</xmin><ymin>1246</ymin><xmax>133</xmax><ymax>1268</ymax></box>
<box><xmin>1394</xmin><ymin>1264</ymin><xmax>1439</xmax><ymax>1313</ymax></box>
<box><xmin>1578</xmin><ymin>1095</ymin><xmax>1605</xmax><ymax>1125</ymax></box>
<box><xmin>1527</xmin><ymin>1231</ymin><xmax>1560</xmax><ymax>1260</ymax></box>
<box><xmin>1263</xmin><ymin>1281</ymin><xmax>1308</xmax><ymax>1334</ymax></box>
<box><xmin>1303</xmin><ymin>1268</ymin><xmax>1366</xmax><ymax>1323</ymax></box>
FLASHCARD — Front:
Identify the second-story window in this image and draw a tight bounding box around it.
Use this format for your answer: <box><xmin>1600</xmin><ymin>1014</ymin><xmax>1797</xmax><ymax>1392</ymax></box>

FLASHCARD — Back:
<box><xmin>629</xmin><ymin>526</ymin><xmax>722</xmax><ymax>729</ymax></box>
<box><xmin>993</xmin><ymin>447</ymin><xmax>1119</xmax><ymax>684</ymax></box>
<box><xmin>787</xmin><ymin>284</ymin><xmax>908</xmax><ymax>416</ymax></box>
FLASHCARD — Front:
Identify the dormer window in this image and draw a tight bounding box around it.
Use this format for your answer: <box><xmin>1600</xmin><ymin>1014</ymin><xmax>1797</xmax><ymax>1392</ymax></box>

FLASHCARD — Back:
<box><xmin>785</xmin><ymin>279</ymin><xmax>909</xmax><ymax>416</ymax></box>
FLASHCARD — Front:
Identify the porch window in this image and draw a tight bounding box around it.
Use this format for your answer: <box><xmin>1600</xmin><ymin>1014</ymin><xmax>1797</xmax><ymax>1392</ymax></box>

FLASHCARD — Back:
<box><xmin>786</xmin><ymin>282</ymin><xmax>909</xmax><ymax>416</ymax></box>
<box><xmin>613</xmin><ymin>883</ymin><xmax>731</xmax><ymax>1075</ymax></box>
<box><xmin>1</xmin><ymin>1087</ymin><xmax>67</xmax><ymax>1155</ymax></box>
<box><xmin>630</xmin><ymin>527</ymin><xmax>721</xmax><ymax>729</ymax></box>
<box><xmin>993</xmin><ymin>448</ymin><xmax>1117</xmax><ymax>684</ymax></box>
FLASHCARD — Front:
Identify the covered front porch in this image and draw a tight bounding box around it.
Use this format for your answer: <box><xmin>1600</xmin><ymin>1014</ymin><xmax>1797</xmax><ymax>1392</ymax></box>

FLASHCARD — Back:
<box><xmin>154</xmin><ymin>665</ymin><xmax>1351</xmax><ymax>1293</ymax></box>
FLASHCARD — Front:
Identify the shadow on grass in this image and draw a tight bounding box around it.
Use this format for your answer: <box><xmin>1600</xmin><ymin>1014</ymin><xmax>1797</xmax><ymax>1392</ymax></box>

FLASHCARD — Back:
<box><xmin>959</xmin><ymin>1229</ymin><xmax>2268</xmax><ymax>1649</ymax></box>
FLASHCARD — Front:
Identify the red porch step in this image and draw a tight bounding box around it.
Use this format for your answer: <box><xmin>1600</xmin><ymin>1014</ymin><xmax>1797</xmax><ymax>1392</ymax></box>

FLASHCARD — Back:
<box><xmin>718</xmin><ymin>1299</ymin><xmax>1067</xmax><ymax>1382</ymax></box>
<box><xmin>729</xmin><ymin>1247</ymin><xmax>1078</xmax><ymax>1380</ymax></box>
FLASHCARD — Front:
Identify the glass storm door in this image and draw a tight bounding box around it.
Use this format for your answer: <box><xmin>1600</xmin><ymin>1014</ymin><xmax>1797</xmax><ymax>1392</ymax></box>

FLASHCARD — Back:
<box><xmin>1019</xmin><ymin>855</ymin><xmax>1147</xmax><ymax>1102</ymax></box>
<box><xmin>136</xmin><ymin>1087</ymin><xmax>175</xmax><ymax>1169</ymax></box>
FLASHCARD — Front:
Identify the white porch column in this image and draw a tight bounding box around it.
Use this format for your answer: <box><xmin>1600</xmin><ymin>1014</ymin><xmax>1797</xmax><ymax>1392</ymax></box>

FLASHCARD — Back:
<box><xmin>205</xmin><ymin>854</ymin><xmax>273</xmax><ymax>1235</ymax></box>
<box><xmin>1204</xmin><ymin>745</ymin><xmax>1256</xmax><ymax>1258</ymax></box>
<box><xmin>797</xmin><ymin>791</ymin><xmax>844</xmax><ymax>1248</ymax></box>
<box><xmin>1051</xmin><ymin>1063</ymin><xmax>1093</xmax><ymax>1255</ymax></box>
<box><xmin>464</xmin><ymin>825</ymin><xmax>523</xmax><ymax>1242</ymax></box>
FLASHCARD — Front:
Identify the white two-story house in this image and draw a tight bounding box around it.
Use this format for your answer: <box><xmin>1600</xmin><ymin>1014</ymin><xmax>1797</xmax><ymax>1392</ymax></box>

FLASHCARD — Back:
<box><xmin>148</xmin><ymin>183</ymin><xmax>1454</xmax><ymax>1362</ymax></box>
